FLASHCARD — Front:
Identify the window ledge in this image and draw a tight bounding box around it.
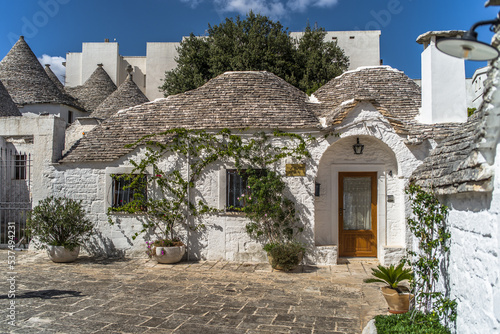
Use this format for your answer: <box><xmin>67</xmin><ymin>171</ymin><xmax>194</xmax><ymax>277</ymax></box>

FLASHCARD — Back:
<box><xmin>220</xmin><ymin>211</ymin><xmax>246</xmax><ymax>217</ymax></box>
<box><xmin>108</xmin><ymin>211</ymin><xmax>147</xmax><ymax>216</ymax></box>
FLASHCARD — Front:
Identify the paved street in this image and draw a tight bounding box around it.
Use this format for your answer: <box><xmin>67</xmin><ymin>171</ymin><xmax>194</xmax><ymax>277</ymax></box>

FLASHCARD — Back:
<box><xmin>0</xmin><ymin>250</ymin><xmax>387</xmax><ymax>333</ymax></box>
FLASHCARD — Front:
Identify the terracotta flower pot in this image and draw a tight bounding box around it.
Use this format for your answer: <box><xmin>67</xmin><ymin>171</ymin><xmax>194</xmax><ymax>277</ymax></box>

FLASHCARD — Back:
<box><xmin>154</xmin><ymin>245</ymin><xmax>186</xmax><ymax>264</ymax></box>
<box><xmin>46</xmin><ymin>245</ymin><xmax>80</xmax><ymax>263</ymax></box>
<box><xmin>381</xmin><ymin>286</ymin><xmax>412</xmax><ymax>314</ymax></box>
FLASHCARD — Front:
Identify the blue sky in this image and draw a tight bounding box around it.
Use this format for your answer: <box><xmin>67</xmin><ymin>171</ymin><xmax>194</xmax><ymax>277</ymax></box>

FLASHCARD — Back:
<box><xmin>0</xmin><ymin>0</ymin><xmax>498</xmax><ymax>82</ymax></box>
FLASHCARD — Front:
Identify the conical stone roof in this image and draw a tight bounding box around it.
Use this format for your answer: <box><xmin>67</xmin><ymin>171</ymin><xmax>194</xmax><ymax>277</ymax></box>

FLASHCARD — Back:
<box><xmin>0</xmin><ymin>79</ymin><xmax>21</xmax><ymax>116</ymax></box>
<box><xmin>61</xmin><ymin>71</ymin><xmax>320</xmax><ymax>162</ymax></box>
<box><xmin>67</xmin><ymin>64</ymin><xmax>117</xmax><ymax>113</ymax></box>
<box><xmin>0</xmin><ymin>36</ymin><xmax>80</xmax><ymax>109</ymax></box>
<box><xmin>91</xmin><ymin>70</ymin><xmax>149</xmax><ymax>120</ymax></box>
<box><xmin>44</xmin><ymin>64</ymin><xmax>65</xmax><ymax>92</ymax></box>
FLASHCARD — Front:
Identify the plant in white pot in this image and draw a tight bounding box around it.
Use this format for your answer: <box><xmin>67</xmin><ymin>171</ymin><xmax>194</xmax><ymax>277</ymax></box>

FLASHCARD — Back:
<box><xmin>364</xmin><ymin>263</ymin><xmax>413</xmax><ymax>314</ymax></box>
<box><xmin>26</xmin><ymin>196</ymin><xmax>94</xmax><ymax>263</ymax></box>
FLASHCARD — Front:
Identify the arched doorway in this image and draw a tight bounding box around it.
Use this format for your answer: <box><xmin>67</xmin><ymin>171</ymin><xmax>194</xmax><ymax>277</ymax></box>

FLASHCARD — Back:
<box><xmin>314</xmin><ymin>135</ymin><xmax>399</xmax><ymax>260</ymax></box>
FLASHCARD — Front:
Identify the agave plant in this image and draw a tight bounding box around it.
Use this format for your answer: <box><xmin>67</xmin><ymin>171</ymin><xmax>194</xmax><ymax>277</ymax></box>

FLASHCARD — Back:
<box><xmin>364</xmin><ymin>263</ymin><xmax>412</xmax><ymax>292</ymax></box>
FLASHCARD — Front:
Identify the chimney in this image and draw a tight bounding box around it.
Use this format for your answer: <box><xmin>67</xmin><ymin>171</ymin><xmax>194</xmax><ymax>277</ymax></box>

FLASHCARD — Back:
<box><xmin>417</xmin><ymin>31</ymin><xmax>467</xmax><ymax>124</ymax></box>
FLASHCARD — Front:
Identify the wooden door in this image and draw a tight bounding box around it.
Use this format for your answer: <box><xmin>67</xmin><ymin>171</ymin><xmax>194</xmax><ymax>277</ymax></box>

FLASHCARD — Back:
<box><xmin>339</xmin><ymin>172</ymin><xmax>377</xmax><ymax>257</ymax></box>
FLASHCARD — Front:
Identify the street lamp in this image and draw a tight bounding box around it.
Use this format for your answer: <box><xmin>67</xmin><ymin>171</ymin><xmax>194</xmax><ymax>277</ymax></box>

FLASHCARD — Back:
<box><xmin>436</xmin><ymin>13</ymin><xmax>500</xmax><ymax>61</ymax></box>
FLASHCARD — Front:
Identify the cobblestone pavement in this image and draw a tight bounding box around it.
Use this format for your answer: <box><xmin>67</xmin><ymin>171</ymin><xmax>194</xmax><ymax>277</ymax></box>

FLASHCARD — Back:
<box><xmin>0</xmin><ymin>250</ymin><xmax>387</xmax><ymax>334</ymax></box>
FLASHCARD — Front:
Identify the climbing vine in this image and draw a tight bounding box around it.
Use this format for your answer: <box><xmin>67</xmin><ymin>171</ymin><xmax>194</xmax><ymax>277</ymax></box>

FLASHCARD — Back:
<box><xmin>405</xmin><ymin>184</ymin><xmax>457</xmax><ymax>328</ymax></box>
<box><xmin>107</xmin><ymin>128</ymin><xmax>315</xmax><ymax>244</ymax></box>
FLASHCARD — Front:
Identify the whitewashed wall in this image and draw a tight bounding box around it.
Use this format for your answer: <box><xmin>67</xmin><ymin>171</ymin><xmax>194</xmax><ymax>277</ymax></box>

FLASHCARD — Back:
<box><xmin>0</xmin><ymin>115</ymin><xmax>66</xmax><ymax>205</ymax></box>
<box><xmin>49</xmin><ymin>107</ymin><xmax>427</xmax><ymax>265</ymax></box>
<box><xmin>50</xmin><ymin>135</ymin><xmax>324</xmax><ymax>261</ymax></box>
<box><xmin>433</xmin><ymin>54</ymin><xmax>500</xmax><ymax>332</ymax></box>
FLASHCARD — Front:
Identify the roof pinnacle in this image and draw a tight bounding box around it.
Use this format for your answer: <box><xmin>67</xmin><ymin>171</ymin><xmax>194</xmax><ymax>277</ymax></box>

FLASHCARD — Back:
<box><xmin>126</xmin><ymin>65</ymin><xmax>133</xmax><ymax>80</ymax></box>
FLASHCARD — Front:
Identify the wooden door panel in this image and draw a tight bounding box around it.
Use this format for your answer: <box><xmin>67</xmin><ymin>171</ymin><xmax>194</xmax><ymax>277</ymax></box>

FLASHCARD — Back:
<box><xmin>339</xmin><ymin>172</ymin><xmax>377</xmax><ymax>257</ymax></box>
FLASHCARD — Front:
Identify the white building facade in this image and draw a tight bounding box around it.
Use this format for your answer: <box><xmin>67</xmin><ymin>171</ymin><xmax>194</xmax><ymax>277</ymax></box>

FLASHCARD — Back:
<box><xmin>65</xmin><ymin>30</ymin><xmax>381</xmax><ymax>100</ymax></box>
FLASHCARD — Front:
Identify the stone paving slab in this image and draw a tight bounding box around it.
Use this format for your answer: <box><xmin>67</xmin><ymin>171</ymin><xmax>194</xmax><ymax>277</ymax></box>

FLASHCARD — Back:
<box><xmin>0</xmin><ymin>250</ymin><xmax>388</xmax><ymax>333</ymax></box>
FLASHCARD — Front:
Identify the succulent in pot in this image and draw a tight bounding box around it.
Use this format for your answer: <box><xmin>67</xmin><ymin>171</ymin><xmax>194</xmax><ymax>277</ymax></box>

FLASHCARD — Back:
<box><xmin>26</xmin><ymin>196</ymin><xmax>94</xmax><ymax>263</ymax></box>
<box><xmin>364</xmin><ymin>263</ymin><xmax>413</xmax><ymax>314</ymax></box>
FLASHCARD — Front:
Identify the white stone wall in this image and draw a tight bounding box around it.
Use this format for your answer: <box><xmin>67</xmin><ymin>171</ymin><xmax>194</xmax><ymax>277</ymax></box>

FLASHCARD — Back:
<box><xmin>290</xmin><ymin>30</ymin><xmax>381</xmax><ymax>71</ymax></box>
<box><xmin>441</xmin><ymin>190</ymin><xmax>499</xmax><ymax>333</ymax></box>
<box><xmin>0</xmin><ymin>115</ymin><xmax>66</xmax><ymax>205</ymax></box>
<box><xmin>433</xmin><ymin>71</ymin><xmax>500</xmax><ymax>333</ymax></box>
<box><xmin>419</xmin><ymin>35</ymin><xmax>467</xmax><ymax>124</ymax></box>
<box><xmin>18</xmin><ymin>103</ymin><xmax>86</xmax><ymax>124</ymax></box>
<box><xmin>49</xmin><ymin>134</ymin><xmax>323</xmax><ymax>261</ymax></box>
<box><xmin>145</xmin><ymin>43</ymin><xmax>180</xmax><ymax>100</ymax></box>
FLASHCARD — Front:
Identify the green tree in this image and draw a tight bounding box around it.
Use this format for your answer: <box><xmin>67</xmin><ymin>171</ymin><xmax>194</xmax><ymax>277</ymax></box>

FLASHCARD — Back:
<box><xmin>161</xmin><ymin>12</ymin><xmax>349</xmax><ymax>96</ymax></box>
<box><xmin>295</xmin><ymin>24</ymin><xmax>349</xmax><ymax>94</ymax></box>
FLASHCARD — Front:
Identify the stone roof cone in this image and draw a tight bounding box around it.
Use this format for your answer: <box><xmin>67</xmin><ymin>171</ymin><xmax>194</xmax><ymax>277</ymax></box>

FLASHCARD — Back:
<box><xmin>61</xmin><ymin>71</ymin><xmax>320</xmax><ymax>162</ymax></box>
<box><xmin>0</xmin><ymin>79</ymin><xmax>21</xmax><ymax>117</ymax></box>
<box><xmin>44</xmin><ymin>63</ymin><xmax>65</xmax><ymax>92</ymax></box>
<box><xmin>66</xmin><ymin>64</ymin><xmax>117</xmax><ymax>112</ymax></box>
<box><xmin>91</xmin><ymin>65</ymin><xmax>149</xmax><ymax>120</ymax></box>
<box><xmin>0</xmin><ymin>36</ymin><xmax>80</xmax><ymax>108</ymax></box>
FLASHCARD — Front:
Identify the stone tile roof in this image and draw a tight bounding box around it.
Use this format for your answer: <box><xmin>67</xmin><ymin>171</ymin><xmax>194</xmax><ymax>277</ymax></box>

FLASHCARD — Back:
<box><xmin>313</xmin><ymin>66</ymin><xmax>422</xmax><ymax>124</ymax></box>
<box><xmin>410</xmin><ymin>112</ymin><xmax>492</xmax><ymax>194</ymax></box>
<box><xmin>44</xmin><ymin>64</ymin><xmax>65</xmax><ymax>92</ymax></box>
<box><xmin>90</xmin><ymin>71</ymin><xmax>149</xmax><ymax>120</ymax></box>
<box><xmin>0</xmin><ymin>79</ymin><xmax>21</xmax><ymax>117</ymax></box>
<box><xmin>320</xmin><ymin>98</ymin><xmax>408</xmax><ymax>135</ymax></box>
<box><xmin>66</xmin><ymin>64</ymin><xmax>117</xmax><ymax>113</ymax></box>
<box><xmin>0</xmin><ymin>36</ymin><xmax>81</xmax><ymax>110</ymax></box>
<box><xmin>60</xmin><ymin>71</ymin><xmax>320</xmax><ymax>162</ymax></box>
<box><xmin>312</xmin><ymin>66</ymin><xmax>462</xmax><ymax>140</ymax></box>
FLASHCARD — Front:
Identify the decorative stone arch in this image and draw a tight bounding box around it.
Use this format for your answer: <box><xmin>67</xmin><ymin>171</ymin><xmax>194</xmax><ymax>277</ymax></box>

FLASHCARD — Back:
<box><xmin>313</xmin><ymin>101</ymin><xmax>421</xmax><ymax>265</ymax></box>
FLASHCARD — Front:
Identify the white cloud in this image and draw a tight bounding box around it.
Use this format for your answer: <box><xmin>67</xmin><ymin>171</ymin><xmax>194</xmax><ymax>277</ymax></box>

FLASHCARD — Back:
<box><xmin>38</xmin><ymin>54</ymin><xmax>66</xmax><ymax>84</ymax></box>
<box><xmin>214</xmin><ymin>0</ymin><xmax>286</xmax><ymax>18</ymax></box>
<box><xmin>313</xmin><ymin>0</ymin><xmax>338</xmax><ymax>7</ymax></box>
<box><xmin>180</xmin><ymin>0</ymin><xmax>339</xmax><ymax>18</ymax></box>
<box><xmin>180</xmin><ymin>0</ymin><xmax>205</xmax><ymax>8</ymax></box>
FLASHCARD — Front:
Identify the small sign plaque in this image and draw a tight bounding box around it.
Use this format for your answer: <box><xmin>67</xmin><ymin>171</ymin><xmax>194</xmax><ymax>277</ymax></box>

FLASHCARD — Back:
<box><xmin>286</xmin><ymin>164</ymin><xmax>306</xmax><ymax>177</ymax></box>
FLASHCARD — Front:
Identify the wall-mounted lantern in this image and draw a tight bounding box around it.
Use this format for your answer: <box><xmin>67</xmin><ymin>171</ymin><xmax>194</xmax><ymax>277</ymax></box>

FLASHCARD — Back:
<box><xmin>315</xmin><ymin>182</ymin><xmax>321</xmax><ymax>196</ymax></box>
<box><xmin>353</xmin><ymin>137</ymin><xmax>364</xmax><ymax>155</ymax></box>
<box><xmin>436</xmin><ymin>12</ymin><xmax>500</xmax><ymax>61</ymax></box>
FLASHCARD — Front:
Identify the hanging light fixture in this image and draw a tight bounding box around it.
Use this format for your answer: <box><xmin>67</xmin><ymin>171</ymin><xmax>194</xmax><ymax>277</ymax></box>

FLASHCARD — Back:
<box><xmin>353</xmin><ymin>137</ymin><xmax>364</xmax><ymax>155</ymax></box>
<box><xmin>436</xmin><ymin>12</ymin><xmax>500</xmax><ymax>61</ymax></box>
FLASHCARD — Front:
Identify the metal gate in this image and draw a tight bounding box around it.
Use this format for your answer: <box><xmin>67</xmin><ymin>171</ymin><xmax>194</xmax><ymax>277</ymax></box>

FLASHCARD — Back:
<box><xmin>0</xmin><ymin>148</ymin><xmax>32</xmax><ymax>248</ymax></box>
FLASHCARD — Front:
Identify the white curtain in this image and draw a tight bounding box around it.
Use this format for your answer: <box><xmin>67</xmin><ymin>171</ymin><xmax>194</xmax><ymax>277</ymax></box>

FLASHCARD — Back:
<box><xmin>343</xmin><ymin>177</ymin><xmax>371</xmax><ymax>230</ymax></box>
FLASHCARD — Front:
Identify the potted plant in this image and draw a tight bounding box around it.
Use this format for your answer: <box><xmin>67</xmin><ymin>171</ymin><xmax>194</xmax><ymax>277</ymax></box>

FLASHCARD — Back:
<box><xmin>364</xmin><ymin>263</ymin><xmax>413</xmax><ymax>314</ymax></box>
<box><xmin>264</xmin><ymin>242</ymin><xmax>305</xmax><ymax>271</ymax></box>
<box><xmin>240</xmin><ymin>170</ymin><xmax>305</xmax><ymax>271</ymax></box>
<box><xmin>108</xmin><ymin>172</ymin><xmax>188</xmax><ymax>264</ymax></box>
<box><xmin>142</xmin><ymin>198</ymin><xmax>186</xmax><ymax>264</ymax></box>
<box><xmin>26</xmin><ymin>196</ymin><xmax>94</xmax><ymax>263</ymax></box>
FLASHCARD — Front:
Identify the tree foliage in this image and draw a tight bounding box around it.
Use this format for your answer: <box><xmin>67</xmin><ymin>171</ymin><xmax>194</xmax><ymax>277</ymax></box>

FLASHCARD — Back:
<box><xmin>26</xmin><ymin>196</ymin><xmax>94</xmax><ymax>250</ymax></box>
<box><xmin>162</xmin><ymin>12</ymin><xmax>349</xmax><ymax>95</ymax></box>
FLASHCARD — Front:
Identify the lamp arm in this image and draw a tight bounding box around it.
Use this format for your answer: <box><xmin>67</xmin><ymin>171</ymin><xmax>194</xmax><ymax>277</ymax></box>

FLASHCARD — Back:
<box><xmin>470</xmin><ymin>18</ymin><xmax>500</xmax><ymax>33</ymax></box>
